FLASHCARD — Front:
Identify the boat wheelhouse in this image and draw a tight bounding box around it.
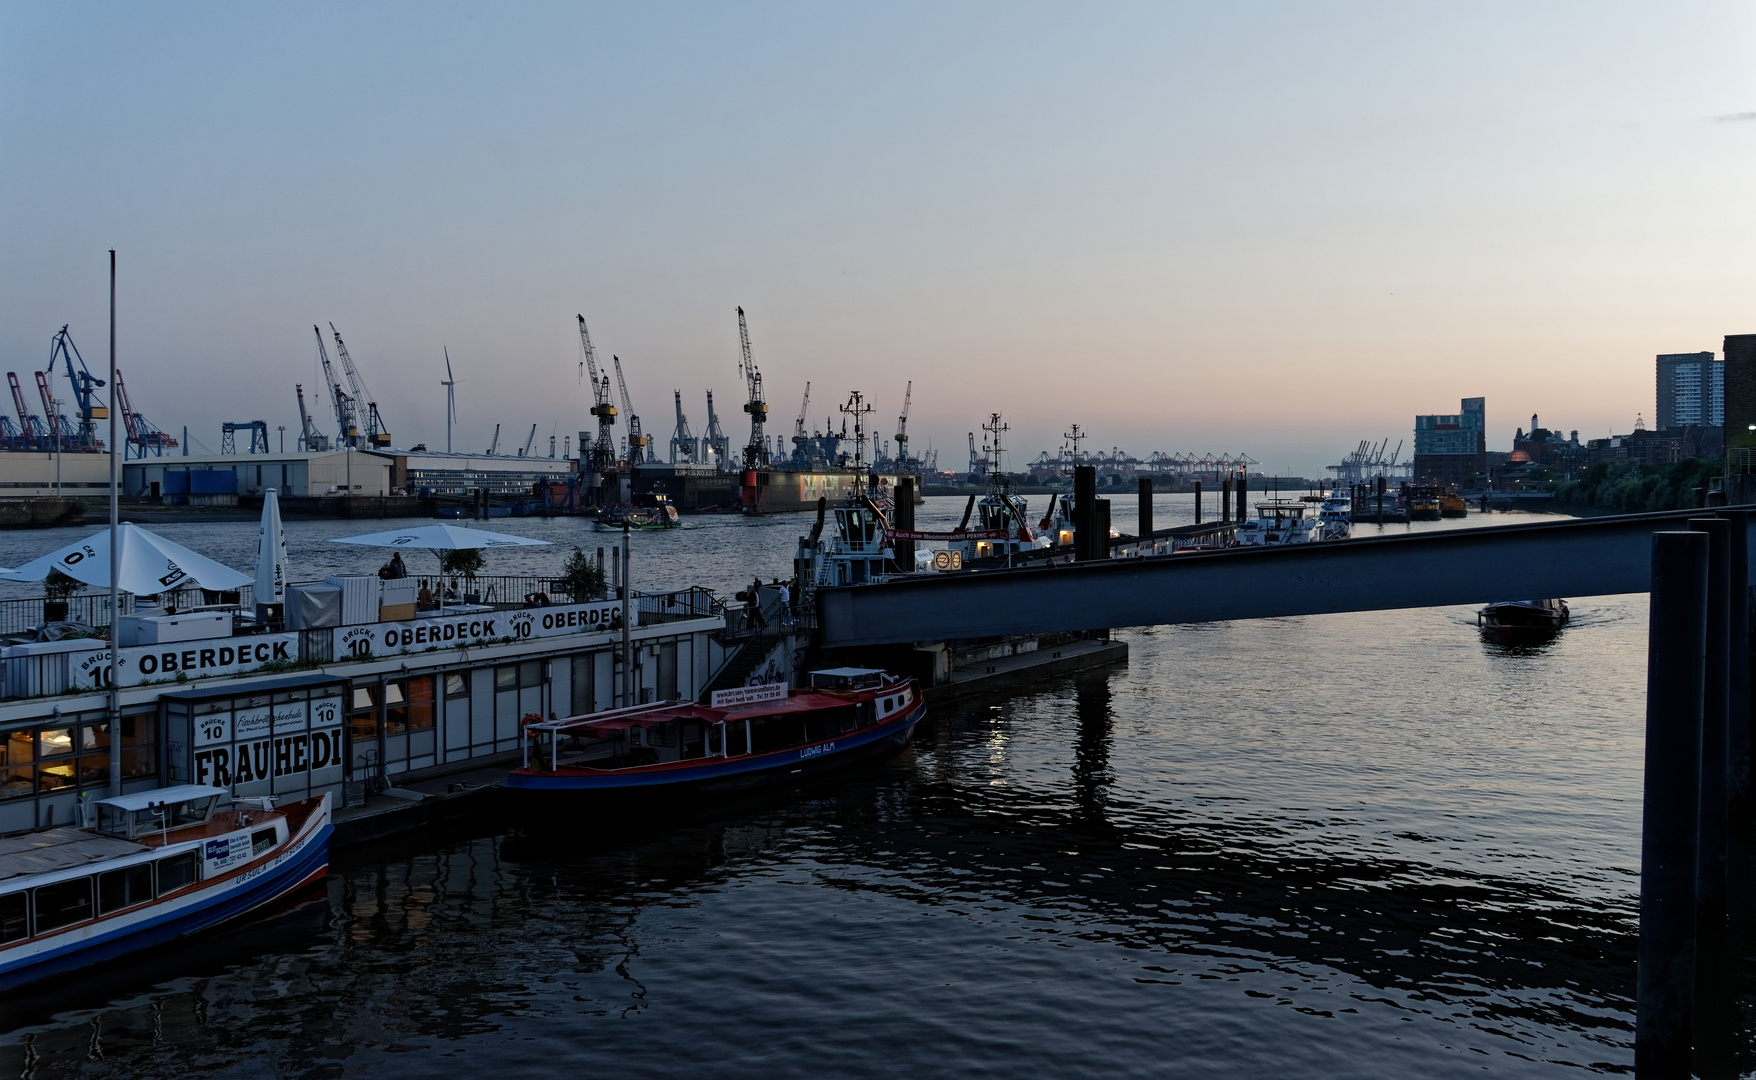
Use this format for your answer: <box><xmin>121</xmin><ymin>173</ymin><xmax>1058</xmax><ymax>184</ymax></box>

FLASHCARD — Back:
<box><xmin>506</xmin><ymin>668</ymin><xmax>925</xmax><ymax>796</ymax></box>
<box><xmin>1316</xmin><ymin>488</ymin><xmax>1351</xmax><ymax>540</ymax></box>
<box><xmin>0</xmin><ymin>784</ymin><xmax>331</xmax><ymax>991</ymax></box>
<box><xmin>1235</xmin><ymin>501</ymin><xmax>1318</xmax><ymax>546</ymax></box>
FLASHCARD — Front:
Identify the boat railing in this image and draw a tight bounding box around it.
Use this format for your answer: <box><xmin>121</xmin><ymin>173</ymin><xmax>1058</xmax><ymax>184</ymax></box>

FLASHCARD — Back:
<box><xmin>635</xmin><ymin>586</ymin><xmax>718</xmax><ymax>625</ymax></box>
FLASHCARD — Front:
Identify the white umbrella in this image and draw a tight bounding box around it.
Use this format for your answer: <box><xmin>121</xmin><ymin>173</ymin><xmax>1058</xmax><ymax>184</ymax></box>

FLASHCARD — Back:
<box><xmin>329</xmin><ymin>523</ymin><xmax>549</xmax><ymax>608</ymax></box>
<box><xmin>328</xmin><ymin>524</ymin><xmax>550</xmax><ymax>551</ymax></box>
<box><xmin>254</xmin><ymin>487</ymin><xmax>287</xmax><ymax>611</ymax></box>
<box><xmin>0</xmin><ymin>523</ymin><xmax>252</xmax><ymax>594</ymax></box>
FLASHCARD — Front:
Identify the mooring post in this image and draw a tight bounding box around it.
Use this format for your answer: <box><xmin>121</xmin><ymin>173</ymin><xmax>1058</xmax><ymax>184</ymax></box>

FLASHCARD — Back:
<box><xmin>1138</xmin><ymin>477</ymin><xmax>1153</xmax><ymax>546</ymax></box>
<box><xmin>894</xmin><ymin>477</ymin><xmax>916</xmax><ymax>571</ymax></box>
<box><xmin>1237</xmin><ymin>471</ymin><xmax>1248</xmax><ymax>522</ymax></box>
<box><xmin>1637</xmin><ymin>530</ymin><xmax>1710</xmax><ymax>1078</ymax></box>
<box><xmin>1094</xmin><ymin>499</ymin><xmax>1111</xmax><ymax>560</ymax></box>
<box><xmin>1194</xmin><ymin>480</ymin><xmax>1203</xmax><ymax>525</ymax></box>
<box><xmin>1221</xmin><ymin>479</ymin><xmax>1231</xmax><ymax>523</ymax></box>
<box><xmin>1691</xmin><ymin>518</ymin><xmax>1732</xmax><ymax>921</ymax></box>
<box><xmin>1716</xmin><ymin>509</ymin><xmax>1751</xmax><ymax>815</ymax></box>
<box><xmin>1074</xmin><ymin>465</ymin><xmax>1096</xmax><ymax>561</ymax></box>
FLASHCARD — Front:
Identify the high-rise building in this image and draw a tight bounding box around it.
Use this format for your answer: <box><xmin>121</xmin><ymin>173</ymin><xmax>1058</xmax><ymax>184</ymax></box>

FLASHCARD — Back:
<box><xmin>1412</xmin><ymin>396</ymin><xmax>1486</xmax><ymax>487</ymax></box>
<box><xmin>1656</xmin><ymin>351</ymin><xmax>1723</xmax><ymax>429</ymax></box>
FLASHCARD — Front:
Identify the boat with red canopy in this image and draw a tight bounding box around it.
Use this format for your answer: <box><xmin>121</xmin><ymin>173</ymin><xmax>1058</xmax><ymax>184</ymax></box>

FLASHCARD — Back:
<box><xmin>505</xmin><ymin>668</ymin><xmax>925</xmax><ymax>796</ymax></box>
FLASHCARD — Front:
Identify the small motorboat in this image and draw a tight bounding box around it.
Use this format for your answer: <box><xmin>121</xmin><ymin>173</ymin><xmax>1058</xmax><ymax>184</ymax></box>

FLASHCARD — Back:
<box><xmin>507</xmin><ymin>668</ymin><xmax>925</xmax><ymax>797</ymax></box>
<box><xmin>0</xmin><ymin>786</ymin><xmax>331</xmax><ymax>991</ymax></box>
<box><xmin>1478</xmin><ymin>599</ymin><xmax>1570</xmax><ymax>635</ymax></box>
<box><xmin>593</xmin><ymin>503</ymin><xmax>681</xmax><ymax>532</ymax></box>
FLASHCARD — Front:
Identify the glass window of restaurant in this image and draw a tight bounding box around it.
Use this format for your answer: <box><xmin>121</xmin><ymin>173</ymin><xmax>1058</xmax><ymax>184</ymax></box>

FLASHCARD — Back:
<box><xmin>0</xmin><ymin>713</ymin><xmax>158</xmax><ymax>829</ymax></box>
<box><xmin>493</xmin><ymin>661</ymin><xmax>545</xmax><ymax>750</ymax></box>
<box><xmin>381</xmin><ymin>675</ymin><xmax>437</xmax><ymax>774</ymax></box>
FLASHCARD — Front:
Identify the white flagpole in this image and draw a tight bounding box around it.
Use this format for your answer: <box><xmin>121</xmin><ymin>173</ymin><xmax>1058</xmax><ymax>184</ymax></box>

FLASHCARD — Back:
<box><xmin>107</xmin><ymin>250</ymin><xmax>121</xmax><ymax>797</ymax></box>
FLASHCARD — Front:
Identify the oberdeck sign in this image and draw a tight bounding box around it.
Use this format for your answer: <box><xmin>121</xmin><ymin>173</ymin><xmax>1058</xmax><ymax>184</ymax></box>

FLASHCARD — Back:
<box><xmin>75</xmin><ymin>634</ymin><xmax>302</xmax><ymax>690</ymax></box>
<box><xmin>337</xmin><ymin>602</ymin><xmax>630</xmax><ymax>659</ymax></box>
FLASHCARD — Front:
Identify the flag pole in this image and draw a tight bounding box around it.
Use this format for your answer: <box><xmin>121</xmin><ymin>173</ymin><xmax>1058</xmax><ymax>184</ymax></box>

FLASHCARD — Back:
<box><xmin>107</xmin><ymin>250</ymin><xmax>121</xmax><ymax>797</ymax></box>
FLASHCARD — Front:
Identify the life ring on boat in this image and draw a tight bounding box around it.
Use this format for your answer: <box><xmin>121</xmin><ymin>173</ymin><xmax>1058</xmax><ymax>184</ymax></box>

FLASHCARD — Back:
<box><xmin>520</xmin><ymin>712</ymin><xmax>544</xmax><ymax>739</ymax></box>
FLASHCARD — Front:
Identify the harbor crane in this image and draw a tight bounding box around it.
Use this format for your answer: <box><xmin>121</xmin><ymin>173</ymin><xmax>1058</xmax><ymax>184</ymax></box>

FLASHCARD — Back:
<box><xmin>48</xmin><ymin>326</ymin><xmax>106</xmax><ymax>449</ymax></box>
<box><xmin>314</xmin><ymin>326</ymin><xmax>360</xmax><ymax>447</ymax></box>
<box><xmin>329</xmin><ymin>323</ymin><xmax>390</xmax><ymax>448</ymax></box>
<box><xmin>36</xmin><ymin>372</ymin><xmax>76</xmax><ymax>448</ymax></box>
<box><xmin>486</xmin><ymin>423</ymin><xmax>501</xmax><ymax>455</ymax></box>
<box><xmin>114</xmin><ymin>369</ymin><xmax>178</xmax><ymax>457</ymax></box>
<box><xmin>520</xmin><ymin>424</ymin><xmax>537</xmax><ymax>457</ymax></box>
<box><xmin>8</xmin><ymin>373</ymin><xmax>44</xmax><ymax>449</ymax></box>
<box><xmin>736</xmin><ymin>307</ymin><xmax>769</xmax><ymax>468</ymax></box>
<box><xmin>894</xmin><ymin>381</ymin><xmax>912</xmax><ymax>471</ymax></box>
<box><xmin>671</xmin><ymin>390</ymin><xmax>697</xmax><ymax>464</ymax></box>
<box><xmin>704</xmin><ymin>390</ymin><xmax>730</xmax><ymax>469</ymax></box>
<box><xmin>294</xmin><ymin>383</ymin><xmax>329</xmax><ymax>451</ymax></box>
<box><xmin>576</xmin><ymin>315</ymin><xmax>618</xmax><ymax>479</ymax></box>
<box><xmin>612</xmin><ymin>355</ymin><xmax>651</xmax><ymax>463</ymax></box>
<box><xmin>441</xmin><ymin>348</ymin><xmax>459</xmax><ymax>454</ymax></box>
<box><xmin>791</xmin><ymin>382</ymin><xmax>811</xmax><ymax>459</ymax></box>
<box><xmin>221</xmin><ymin>421</ymin><xmax>269</xmax><ymax>455</ymax></box>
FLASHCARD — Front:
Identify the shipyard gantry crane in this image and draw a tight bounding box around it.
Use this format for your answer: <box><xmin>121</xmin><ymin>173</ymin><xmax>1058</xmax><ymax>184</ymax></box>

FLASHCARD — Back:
<box><xmin>315</xmin><ymin>326</ymin><xmax>360</xmax><ymax>447</ymax></box>
<box><xmin>35</xmin><ymin>372</ymin><xmax>76</xmax><ymax>449</ymax></box>
<box><xmin>894</xmin><ymin>381</ymin><xmax>912</xmax><ymax>471</ymax></box>
<box><xmin>704</xmin><ymin>390</ymin><xmax>730</xmax><ymax>469</ymax></box>
<box><xmin>576</xmin><ymin>315</ymin><xmax>618</xmax><ymax>479</ymax></box>
<box><xmin>294</xmin><ymin>383</ymin><xmax>330</xmax><ymax>451</ymax></box>
<box><xmin>48</xmin><ymin>327</ymin><xmax>106</xmax><ymax>449</ymax></box>
<box><xmin>9</xmin><ymin>373</ymin><xmax>44</xmax><ymax>449</ymax></box>
<box><xmin>671</xmin><ymin>390</ymin><xmax>697</xmax><ymax>463</ymax></box>
<box><xmin>329</xmin><ymin>323</ymin><xmax>390</xmax><ymax>448</ymax></box>
<box><xmin>790</xmin><ymin>381</ymin><xmax>811</xmax><ymax>462</ymax></box>
<box><xmin>114</xmin><ymin>369</ymin><xmax>177</xmax><ymax>457</ymax></box>
<box><xmin>736</xmin><ymin>307</ymin><xmax>768</xmax><ymax>468</ymax></box>
<box><xmin>612</xmin><ymin>355</ymin><xmax>650</xmax><ymax>463</ymax></box>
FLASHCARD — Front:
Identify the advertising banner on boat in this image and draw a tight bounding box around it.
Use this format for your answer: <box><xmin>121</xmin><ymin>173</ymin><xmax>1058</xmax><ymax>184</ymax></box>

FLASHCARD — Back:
<box><xmin>188</xmin><ymin>693</ymin><xmax>345</xmax><ymax>798</ymax></box>
<box><xmin>710</xmin><ymin>683</ymin><xmax>787</xmax><ymax>709</ymax></box>
<box><xmin>335</xmin><ymin>601</ymin><xmax>630</xmax><ymax>660</ymax></box>
<box><xmin>72</xmin><ymin>633</ymin><xmax>303</xmax><ymax>690</ymax></box>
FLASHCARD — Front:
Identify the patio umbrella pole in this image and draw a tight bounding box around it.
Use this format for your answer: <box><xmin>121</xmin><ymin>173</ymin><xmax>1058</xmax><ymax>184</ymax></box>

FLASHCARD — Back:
<box><xmin>107</xmin><ymin>250</ymin><xmax>121</xmax><ymax>798</ymax></box>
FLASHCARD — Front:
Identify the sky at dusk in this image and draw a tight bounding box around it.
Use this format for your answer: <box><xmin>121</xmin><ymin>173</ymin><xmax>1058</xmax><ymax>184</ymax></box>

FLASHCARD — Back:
<box><xmin>3</xmin><ymin>2</ymin><xmax>1755</xmax><ymax>477</ymax></box>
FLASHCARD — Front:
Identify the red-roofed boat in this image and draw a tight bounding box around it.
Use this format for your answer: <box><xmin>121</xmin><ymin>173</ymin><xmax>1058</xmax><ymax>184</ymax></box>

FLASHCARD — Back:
<box><xmin>505</xmin><ymin>668</ymin><xmax>925</xmax><ymax>796</ymax></box>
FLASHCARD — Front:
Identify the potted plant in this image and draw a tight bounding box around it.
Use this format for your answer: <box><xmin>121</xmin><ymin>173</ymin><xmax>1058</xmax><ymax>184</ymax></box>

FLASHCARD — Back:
<box><xmin>42</xmin><ymin>568</ymin><xmax>82</xmax><ymax>623</ymax></box>
<box><xmin>557</xmin><ymin>546</ymin><xmax>606</xmax><ymax>603</ymax></box>
<box><xmin>439</xmin><ymin>548</ymin><xmax>485</xmax><ymax>603</ymax></box>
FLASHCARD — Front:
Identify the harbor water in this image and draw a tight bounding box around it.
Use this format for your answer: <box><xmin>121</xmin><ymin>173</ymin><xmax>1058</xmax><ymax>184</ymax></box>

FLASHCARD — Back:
<box><xmin>0</xmin><ymin>498</ymin><xmax>1650</xmax><ymax>1076</ymax></box>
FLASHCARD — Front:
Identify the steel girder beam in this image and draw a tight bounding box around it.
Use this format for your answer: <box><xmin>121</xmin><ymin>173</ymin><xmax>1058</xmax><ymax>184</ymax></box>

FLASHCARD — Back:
<box><xmin>816</xmin><ymin>508</ymin><xmax>1749</xmax><ymax>648</ymax></box>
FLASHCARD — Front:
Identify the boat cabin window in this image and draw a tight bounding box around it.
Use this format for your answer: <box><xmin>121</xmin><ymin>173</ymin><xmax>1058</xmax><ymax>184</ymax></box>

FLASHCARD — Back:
<box><xmin>33</xmin><ymin>877</ymin><xmax>93</xmax><ymax>934</ymax></box>
<box><xmin>97</xmin><ymin>863</ymin><xmax>155</xmax><ymax>915</ymax></box>
<box><xmin>0</xmin><ymin>891</ymin><xmax>25</xmax><ymax>943</ymax></box>
<box><xmin>679</xmin><ymin>721</ymin><xmax>705</xmax><ymax>760</ymax></box>
<box><xmin>251</xmin><ymin>828</ymin><xmax>278</xmax><ymax>855</ymax></box>
<box><xmin>157</xmin><ymin>851</ymin><xmax>198</xmax><ymax>893</ymax></box>
<box><xmin>808</xmin><ymin>670</ymin><xmax>884</xmax><ymax>692</ymax></box>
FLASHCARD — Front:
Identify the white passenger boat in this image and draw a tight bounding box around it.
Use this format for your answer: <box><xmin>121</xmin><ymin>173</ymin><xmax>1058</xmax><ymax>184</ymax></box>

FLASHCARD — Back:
<box><xmin>0</xmin><ymin>785</ymin><xmax>331</xmax><ymax>991</ymax></box>
<box><xmin>1316</xmin><ymin>489</ymin><xmax>1351</xmax><ymax>541</ymax></box>
<box><xmin>1235</xmin><ymin>501</ymin><xmax>1319</xmax><ymax>546</ymax></box>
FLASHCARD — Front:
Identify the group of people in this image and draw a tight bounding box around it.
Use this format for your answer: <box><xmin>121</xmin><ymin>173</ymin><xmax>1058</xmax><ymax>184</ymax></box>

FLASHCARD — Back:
<box><xmin>415</xmin><ymin>578</ymin><xmax>460</xmax><ymax>611</ymax></box>
<box><xmin>744</xmin><ymin>576</ymin><xmax>799</xmax><ymax>632</ymax></box>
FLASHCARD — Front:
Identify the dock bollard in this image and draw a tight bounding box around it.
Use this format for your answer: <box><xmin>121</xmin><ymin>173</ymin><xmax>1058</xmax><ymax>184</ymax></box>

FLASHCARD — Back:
<box><xmin>1637</xmin><ymin>530</ymin><xmax>1709</xmax><ymax>1078</ymax></box>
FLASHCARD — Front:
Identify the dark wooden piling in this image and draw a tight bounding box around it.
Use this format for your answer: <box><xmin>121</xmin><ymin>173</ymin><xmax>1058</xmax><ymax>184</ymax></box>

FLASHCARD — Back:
<box><xmin>1094</xmin><ymin>499</ymin><xmax>1111</xmax><ymax>560</ymax></box>
<box><xmin>1237</xmin><ymin>472</ymin><xmax>1248</xmax><ymax>521</ymax></box>
<box><xmin>1221</xmin><ymin>479</ymin><xmax>1231</xmax><ymax>523</ymax></box>
<box><xmin>1637</xmin><ymin>530</ymin><xmax>1710</xmax><ymax>1078</ymax></box>
<box><xmin>1074</xmin><ymin>466</ymin><xmax>1096</xmax><ymax>561</ymax></box>
<box><xmin>1138</xmin><ymin>477</ymin><xmax>1153</xmax><ymax>542</ymax></box>
<box><xmin>1691</xmin><ymin>518</ymin><xmax>1732</xmax><ymax>923</ymax></box>
<box><xmin>1195</xmin><ymin>480</ymin><xmax>1203</xmax><ymax>524</ymax></box>
<box><xmin>893</xmin><ymin>477</ymin><xmax>916</xmax><ymax>571</ymax></box>
<box><xmin>1716</xmin><ymin>509</ymin><xmax>1750</xmax><ymax>815</ymax></box>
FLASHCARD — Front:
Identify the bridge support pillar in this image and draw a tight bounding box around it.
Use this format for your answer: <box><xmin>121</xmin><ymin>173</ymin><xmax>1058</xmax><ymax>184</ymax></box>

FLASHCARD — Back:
<box><xmin>1638</xmin><ymin>530</ymin><xmax>1709</xmax><ymax>1078</ymax></box>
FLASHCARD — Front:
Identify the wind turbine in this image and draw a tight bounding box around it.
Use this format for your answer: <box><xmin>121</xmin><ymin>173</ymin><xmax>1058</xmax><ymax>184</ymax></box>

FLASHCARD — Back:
<box><xmin>441</xmin><ymin>348</ymin><xmax>459</xmax><ymax>453</ymax></box>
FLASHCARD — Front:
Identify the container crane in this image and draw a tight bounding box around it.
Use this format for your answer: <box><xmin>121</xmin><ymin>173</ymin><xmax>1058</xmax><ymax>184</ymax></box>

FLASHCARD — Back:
<box><xmin>519</xmin><ymin>424</ymin><xmax>537</xmax><ymax>457</ymax></box>
<box><xmin>736</xmin><ymin>307</ymin><xmax>769</xmax><ymax>468</ymax></box>
<box><xmin>113</xmin><ymin>369</ymin><xmax>178</xmax><ymax>457</ymax></box>
<box><xmin>35</xmin><ymin>372</ymin><xmax>78</xmax><ymax>449</ymax></box>
<box><xmin>704</xmin><ymin>390</ymin><xmax>729</xmax><ymax>469</ymax></box>
<box><xmin>314</xmin><ymin>326</ymin><xmax>360</xmax><ymax>447</ymax></box>
<box><xmin>671</xmin><ymin>391</ymin><xmax>697</xmax><ymax>463</ymax></box>
<box><xmin>329</xmin><ymin>323</ymin><xmax>390</xmax><ymax>448</ymax></box>
<box><xmin>486</xmin><ymin>424</ymin><xmax>501</xmax><ymax>455</ymax></box>
<box><xmin>8</xmin><ymin>374</ymin><xmax>44</xmax><ymax>449</ymax></box>
<box><xmin>894</xmin><ymin>381</ymin><xmax>912</xmax><ymax>471</ymax></box>
<box><xmin>576</xmin><ymin>315</ymin><xmax>618</xmax><ymax>478</ymax></box>
<box><xmin>294</xmin><ymin>383</ymin><xmax>329</xmax><ymax>451</ymax></box>
<box><xmin>612</xmin><ymin>355</ymin><xmax>650</xmax><ymax>463</ymax></box>
<box><xmin>48</xmin><ymin>326</ymin><xmax>107</xmax><ymax>448</ymax></box>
